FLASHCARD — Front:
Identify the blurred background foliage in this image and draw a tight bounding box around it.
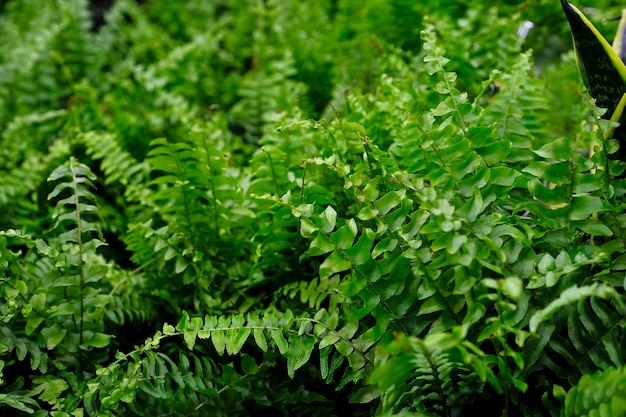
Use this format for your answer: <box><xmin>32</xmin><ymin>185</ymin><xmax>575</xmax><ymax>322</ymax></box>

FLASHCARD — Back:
<box><xmin>0</xmin><ymin>0</ymin><xmax>623</xmax><ymax>149</ymax></box>
<box><xmin>0</xmin><ymin>0</ymin><xmax>601</xmax><ymax>246</ymax></box>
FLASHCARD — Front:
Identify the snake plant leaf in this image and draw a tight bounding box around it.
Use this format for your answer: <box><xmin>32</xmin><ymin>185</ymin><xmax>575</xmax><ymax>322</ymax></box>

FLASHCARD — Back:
<box><xmin>612</xmin><ymin>10</ymin><xmax>626</xmax><ymax>129</ymax></box>
<box><xmin>561</xmin><ymin>0</ymin><xmax>626</xmax><ymax>115</ymax></box>
<box><xmin>612</xmin><ymin>10</ymin><xmax>626</xmax><ymax>64</ymax></box>
<box><xmin>562</xmin><ymin>0</ymin><xmax>626</xmax><ymax>169</ymax></box>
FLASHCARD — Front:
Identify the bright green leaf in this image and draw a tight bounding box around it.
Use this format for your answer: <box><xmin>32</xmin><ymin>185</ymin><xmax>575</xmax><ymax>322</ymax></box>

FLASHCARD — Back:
<box><xmin>286</xmin><ymin>333</ymin><xmax>316</xmax><ymax>378</ymax></box>
<box><xmin>41</xmin><ymin>324</ymin><xmax>67</xmax><ymax>350</ymax></box>
<box><xmin>319</xmin><ymin>251</ymin><xmax>351</xmax><ymax>279</ymax></box>
<box><xmin>374</xmin><ymin>190</ymin><xmax>405</xmax><ymax>216</ymax></box>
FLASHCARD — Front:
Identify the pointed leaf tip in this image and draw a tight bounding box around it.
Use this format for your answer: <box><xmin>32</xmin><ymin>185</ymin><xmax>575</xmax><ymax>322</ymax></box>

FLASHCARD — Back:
<box><xmin>561</xmin><ymin>0</ymin><xmax>626</xmax><ymax>115</ymax></box>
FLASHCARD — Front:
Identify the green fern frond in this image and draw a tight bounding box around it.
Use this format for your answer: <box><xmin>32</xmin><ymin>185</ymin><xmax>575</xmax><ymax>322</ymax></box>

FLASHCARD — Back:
<box><xmin>279</xmin><ymin>275</ymin><xmax>344</xmax><ymax>312</ymax></box>
<box><xmin>0</xmin><ymin>110</ymin><xmax>71</xmax><ymax>228</ymax></box>
<box><xmin>105</xmin><ymin>268</ymin><xmax>156</xmax><ymax>326</ymax></box>
<box><xmin>85</xmin><ymin>306</ymin><xmax>367</xmax><ymax>414</ymax></box>
<box><xmin>234</xmin><ymin>50</ymin><xmax>305</xmax><ymax>141</ymax></box>
<box><xmin>528</xmin><ymin>287</ymin><xmax>625</xmax><ymax>384</ymax></box>
<box><xmin>147</xmin><ymin>134</ymin><xmax>249</xmax><ymax>239</ymax></box>
<box><xmin>563</xmin><ymin>364</ymin><xmax>626</xmax><ymax>417</ymax></box>
<box><xmin>43</xmin><ymin>157</ymin><xmax>115</xmax><ymax>359</ymax></box>
<box><xmin>484</xmin><ymin>50</ymin><xmax>550</xmax><ymax>161</ymax></box>
<box><xmin>81</xmin><ymin>131</ymin><xmax>150</xmax><ymax>204</ymax></box>
<box><xmin>47</xmin><ymin>157</ymin><xmax>105</xmax><ymax>250</ymax></box>
<box><xmin>371</xmin><ymin>332</ymin><xmax>491</xmax><ymax>416</ymax></box>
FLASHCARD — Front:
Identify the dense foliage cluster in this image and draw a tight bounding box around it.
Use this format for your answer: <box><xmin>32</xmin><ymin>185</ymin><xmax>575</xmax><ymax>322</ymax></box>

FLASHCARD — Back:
<box><xmin>2</xmin><ymin>0</ymin><xmax>626</xmax><ymax>416</ymax></box>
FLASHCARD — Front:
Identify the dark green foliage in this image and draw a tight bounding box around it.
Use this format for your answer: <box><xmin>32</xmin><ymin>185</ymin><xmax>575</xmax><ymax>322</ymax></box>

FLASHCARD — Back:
<box><xmin>2</xmin><ymin>1</ymin><xmax>626</xmax><ymax>416</ymax></box>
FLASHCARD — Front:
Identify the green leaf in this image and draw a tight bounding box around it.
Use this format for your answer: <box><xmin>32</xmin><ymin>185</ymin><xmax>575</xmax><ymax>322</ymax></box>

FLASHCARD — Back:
<box><xmin>458</xmin><ymin>186</ymin><xmax>484</xmax><ymax>222</ymax></box>
<box><xmin>174</xmin><ymin>256</ymin><xmax>188</xmax><ymax>274</ymax></box>
<box><xmin>319</xmin><ymin>205</ymin><xmax>337</xmax><ymax>233</ymax></box>
<box><xmin>139</xmin><ymin>380</ymin><xmax>167</xmax><ymax>399</ymax></box>
<box><xmin>270</xmin><ymin>329</ymin><xmax>289</xmax><ymax>354</ymax></box>
<box><xmin>450</xmin><ymin>151</ymin><xmax>482</xmax><ymax>179</ymax></box>
<box><xmin>374</xmin><ymin>190</ymin><xmax>406</xmax><ymax>216</ymax></box>
<box><xmin>318</xmin><ymin>331</ymin><xmax>341</xmax><ymax>350</ymax></box>
<box><xmin>448</xmin><ymin>234</ymin><xmax>468</xmax><ymax>255</ymax></box>
<box><xmin>211</xmin><ymin>329</ymin><xmax>226</xmax><ymax>355</ymax></box>
<box><xmin>491</xmin><ymin>166</ymin><xmax>520</xmax><ymax>186</ymax></box>
<box><xmin>574</xmin><ymin>172</ymin><xmax>604</xmax><ymax>193</ymax></box>
<box><xmin>176</xmin><ymin>311</ymin><xmax>190</xmax><ymax>332</ymax></box>
<box><xmin>523</xmin><ymin>161</ymin><xmax>570</xmax><ymax>184</ymax></box>
<box><xmin>319</xmin><ymin>346</ymin><xmax>332</xmax><ymax>380</ymax></box>
<box><xmin>432</xmin><ymin>99</ymin><xmax>455</xmax><ymax>116</ymax></box>
<box><xmin>253</xmin><ymin>328</ymin><xmax>268</xmax><ymax>352</ymax></box>
<box><xmin>286</xmin><ymin>333</ymin><xmax>316</xmax><ymax>378</ymax></box>
<box><xmin>41</xmin><ymin>324</ymin><xmax>67</xmax><ymax>350</ymax></box>
<box><xmin>319</xmin><ymin>251</ymin><xmax>351</xmax><ymax>279</ymax></box>
<box><xmin>32</xmin><ymin>376</ymin><xmax>69</xmax><ymax>404</ymax></box>
<box><xmin>570</xmin><ymin>195</ymin><xmax>605</xmax><ymax>220</ymax></box>
<box><xmin>82</xmin><ymin>332</ymin><xmax>113</xmax><ymax>349</ymax></box>
<box><xmin>343</xmin><ymin>228</ymin><xmax>376</xmax><ymax>266</ymax></box>
<box><xmin>350</xmin><ymin>385</ymin><xmax>380</xmax><ymax>404</ymax></box>
<box><xmin>528</xmin><ymin>179</ymin><xmax>569</xmax><ymax>206</ymax></box>
<box><xmin>357</xmin><ymin>205</ymin><xmax>379</xmax><ymax>221</ymax></box>
<box><xmin>372</xmin><ymin>238</ymin><xmax>398</xmax><ymax>258</ymax></box>
<box><xmin>533</xmin><ymin>136</ymin><xmax>572</xmax><ymax>160</ymax></box>
<box><xmin>226</xmin><ymin>315</ymin><xmax>251</xmax><ymax>355</ymax></box>
<box><xmin>330</xmin><ymin>218</ymin><xmax>358</xmax><ymax>249</ymax></box>
<box><xmin>25</xmin><ymin>316</ymin><xmax>45</xmax><ymax>336</ymax></box>
<box><xmin>477</xmin><ymin>141</ymin><xmax>511</xmax><ymax>165</ymax></box>
<box><xmin>574</xmin><ymin>221</ymin><xmax>613</xmax><ymax>236</ymax></box>
<box><xmin>0</xmin><ymin>394</ymin><xmax>37</xmax><ymax>413</ymax></box>
<box><xmin>418</xmin><ymin>297</ymin><xmax>445</xmax><ymax>316</ymax></box>
<box><xmin>300</xmin><ymin>218</ymin><xmax>319</xmax><ymax>237</ymax></box>
<box><xmin>183</xmin><ymin>330</ymin><xmax>197</xmax><ymax>350</ymax></box>
<box><xmin>306</xmin><ymin>234</ymin><xmax>335</xmax><ymax>257</ymax></box>
<box><xmin>241</xmin><ymin>354</ymin><xmax>259</xmax><ymax>374</ymax></box>
<box><xmin>209</xmin><ymin>316</ymin><xmax>230</xmax><ymax>355</ymax></box>
<box><xmin>563</xmin><ymin>365</ymin><xmax>626</xmax><ymax>417</ymax></box>
<box><xmin>163</xmin><ymin>324</ymin><xmax>176</xmax><ymax>335</ymax></box>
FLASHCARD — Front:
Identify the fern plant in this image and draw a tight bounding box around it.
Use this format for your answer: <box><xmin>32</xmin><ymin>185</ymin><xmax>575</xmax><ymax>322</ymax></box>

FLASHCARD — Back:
<box><xmin>5</xmin><ymin>0</ymin><xmax>626</xmax><ymax>416</ymax></box>
<box><xmin>0</xmin><ymin>157</ymin><xmax>115</xmax><ymax>413</ymax></box>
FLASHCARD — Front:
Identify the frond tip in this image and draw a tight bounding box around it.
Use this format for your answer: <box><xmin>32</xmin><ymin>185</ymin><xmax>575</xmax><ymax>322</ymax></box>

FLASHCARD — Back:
<box><xmin>47</xmin><ymin>157</ymin><xmax>105</xmax><ymax>250</ymax></box>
